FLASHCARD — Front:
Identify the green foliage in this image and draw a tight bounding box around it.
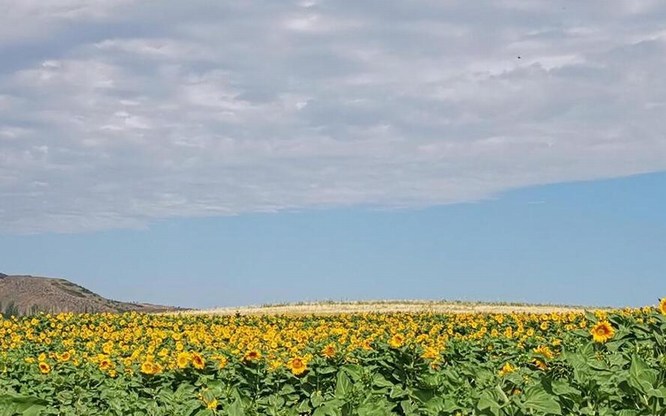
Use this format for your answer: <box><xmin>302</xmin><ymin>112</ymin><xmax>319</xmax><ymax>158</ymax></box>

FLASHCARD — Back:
<box><xmin>1</xmin><ymin>301</ymin><xmax>20</xmax><ymax>318</ymax></box>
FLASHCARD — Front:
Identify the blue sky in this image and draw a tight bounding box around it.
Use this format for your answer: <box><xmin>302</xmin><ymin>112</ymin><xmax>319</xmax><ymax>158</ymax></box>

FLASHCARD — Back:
<box><xmin>1</xmin><ymin>1</ymin><xmax>665</xmax><ymax>308</ymax></box>
<box><xmin>1</xmin><ymin>172</ymin><xmax>664</xmax><ymax>308</ymax></box>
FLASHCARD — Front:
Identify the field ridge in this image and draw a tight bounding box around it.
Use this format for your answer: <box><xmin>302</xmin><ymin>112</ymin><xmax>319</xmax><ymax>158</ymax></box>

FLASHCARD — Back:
<box><xmin>186</xmin><ymin>299</ymin><xmax>606</xmax><ymax>315</ymax></box>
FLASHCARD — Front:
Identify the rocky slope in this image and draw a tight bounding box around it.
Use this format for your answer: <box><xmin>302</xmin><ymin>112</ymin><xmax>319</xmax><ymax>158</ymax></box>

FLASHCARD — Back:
<box><xmin>0</xmin><ymin>274</ymin><xmax>178</xmax><ymax>315</ymax></box>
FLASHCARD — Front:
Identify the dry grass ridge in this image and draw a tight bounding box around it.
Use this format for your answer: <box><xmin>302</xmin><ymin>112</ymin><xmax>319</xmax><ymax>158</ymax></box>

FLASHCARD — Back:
<box><xmin>183</xmin><ymin>299</ymin><xmax>599</xmax><ymax>316</ymax></box>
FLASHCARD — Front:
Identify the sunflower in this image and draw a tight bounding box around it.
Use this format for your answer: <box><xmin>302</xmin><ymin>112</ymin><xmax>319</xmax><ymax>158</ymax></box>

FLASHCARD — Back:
<box><xmin>57</xmin><ymin>351</ymin><xmax>71</xmax><ymax>362</ymax></box>
<box><xmin>388</xmin><ymin>334</ymin><xmax>405</xmax><ymax>349</ymax></box>
<box><xmin>206</xmin><ymin>399</ymin><xmax>218</xmax><ymax>410</ymax></box>
<box><xmin>38</xmin><ymin>362</ymin><xmax>51</xmax><ymax>374</ymax></box>
<box><xmin>176</xmin><ymin>352</ymin><xmax>190</xmax><ymax>369</ymax></box>
<box><xmin>533</xmin><ymin>359</ymin><xmax>547</xmax><ymax>370</ymax></box>
<box><xmin>140</xmin><ymin>361</ymin><xmax>154</xmax><ymax>375</ymax></box>
<box><xmin>151</xmin><ymin>362</ymin><xmax>163</xmax><ymax>374</ymax></box>
<box><xmin>243</xmin><ymin>350</ymin><xmax>262</xmax><ymax>363</ymax></box>
<box><xmin>269</xmin><ymin>360</ymin><xmax>282</xmax><ymax>371</ymax></box>
<box><xmin>504</xmin><ymin>326</ymin><xmax>513</xmax><ymax>338</ymax></box>
<box><xmin>321</xmin><ymin>344</ymin><xmax>336</xmax><ymax>358</ymax></box>
<box><xmin>191</xmin><ymin>352</ymin><xmax>205</xmax><ymax>370</ymax></box>
<box><xmin>212</xmin><ymin>354</ymin><xmax>228</xmax><ymax>369</ymax></box>
<box><xmin>98</xmin><ymin>355</ymin><xmax>113</xmax><ymax>371</ymax></box>
<box><xmin>140</xmin><ymin>360</ymin><xmax>161</xmax><ymax>375</ymax></box>
<box><xmin>533</xmin><ymin>345</ymin><xmax>554</xmax><ymax>360</ymax></box>
<box><xmin>659</xmin><ymin>298</ymin><xmax>666</xmax><ymax>315</ymax></box>
<box><xmin>288</xmin><ymin>357</ymin><xmax>307</xmax><ymax>376</ymax></box>
<box><xmin>421</xmin><ymin>347</ymin><xmax>439</xmax><ymax>361</ymax></box>
<box><xmin>498</xmin><ymin>362</ymin><xmax>515</xmax><ymax>376</ymax></box>
<box><xmin>590</xmin><ymin>320</ymin><xmax>615</xmax><ymax>343</ymax></box>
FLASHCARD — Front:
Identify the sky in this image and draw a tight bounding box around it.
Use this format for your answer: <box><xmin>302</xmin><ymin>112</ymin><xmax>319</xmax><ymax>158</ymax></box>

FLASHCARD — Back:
<box><xmin>1</xmin><ymin>1</ymin><xmax>665</xmax><ymax>308</ymax></box>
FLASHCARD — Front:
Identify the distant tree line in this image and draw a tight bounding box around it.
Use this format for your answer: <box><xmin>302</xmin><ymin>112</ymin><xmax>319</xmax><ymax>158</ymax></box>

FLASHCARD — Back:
<box><xmin>0</xmin><ymin>301</ymin><xmax>105</xmax><ymax>317</ymax></box>
<box><xmin>0</xmin><ymin>301</ymin><xmax>22</xmax><ymax>318</ymax></box>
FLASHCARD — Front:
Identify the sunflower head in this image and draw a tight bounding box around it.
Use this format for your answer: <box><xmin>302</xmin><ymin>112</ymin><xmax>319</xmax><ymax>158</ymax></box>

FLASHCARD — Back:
<box><xmin>659</xmin><ymin>298</ymin><xmax>666</xmax><ymax>315</ymax></box>
<box><xmin>288</xmin><ymin>357</ymin><xmax>307</xmax><ymax>376</ymax></box>
<box><xmin>590</xmin><ymin>320</ymin><xmax>615</xmax><ymax>343</ymax></box>
<box><xmin>421</xmin><ymin>347</ymin><xmax>439</xmax><ymax>361</ymax></box>
<box><xmin>498</xmin><ymin>362</ymin><xmax>515</xmax><ymax>376</ymax></box>
<box><xmin>140</xmin><ymin>360</ymin><xmax>159</xmax><ymax>375</ymax></box>
<box><xmin>151</xmin><ymin>362</ymin><xmax>163</xmax><ymax>374</ymax></box>
<box><xmin>533</xmin><ymin>359</ymin><xmax>547</xmax><ymax>370</ymax></box>
<box><xmin>388</xmin><ymin>334</ymin><xmax>405</xmax><ymax>349</ymax></box>
<box><xmin>321</xmin><ymin>344</ymin><xmax>336</xmax><ymax>358</ymax></box>
<box><xmin>176</xmin><ymin>352</ymin><xmax>190</xmax><ymax>369</ymax></box>
<box><xmin>243</xmin><ymin>350</ymin><xmax>262</xmax><ymax>363</ymax></box>
<box><xmin>38</xmin><ymin>362</ymin><xmax>51</xmax><ymax>374</ymax></box>
<box><xmin>191</xmin><ymin>352</ymin><xmax>205</xmax><ymax>370</ymax></box>
<box><xmin>533</xmin><ymin>345</ymin><xmax>554</xmax><ymax>360</ymax></box>
<box><xmin>214</xmin><ymin>355</ymin><xmax>228</xmax><ymax>369</ymax></box>
<box><xmin>99</xmin><ymin>357</ymin><xmax>113</xmax><ymax>371</ymax></box>
<box><xmin>269</xmin><ymin>360</ymin><xmax>282</xmax><ymax>371</ymax></box>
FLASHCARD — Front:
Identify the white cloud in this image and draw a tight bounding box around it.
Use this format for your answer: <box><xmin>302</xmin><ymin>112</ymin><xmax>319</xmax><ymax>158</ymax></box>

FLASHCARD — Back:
<box><xmin>0</xmin><ymin>0</ymin><xmax>137</xmax><ymax>44</ymax></box>
<box><xmin>1</xmin><ymin>0</ymin><xmax>666</xmax><ymax>233</ymax></box>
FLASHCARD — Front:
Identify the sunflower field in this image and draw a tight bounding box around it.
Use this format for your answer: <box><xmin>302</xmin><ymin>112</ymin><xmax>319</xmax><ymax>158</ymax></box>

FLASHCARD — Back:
<box><xmin>1</xmin><ymin>300</ymin><xmax>666</xmax><ymax>416</ymax></box>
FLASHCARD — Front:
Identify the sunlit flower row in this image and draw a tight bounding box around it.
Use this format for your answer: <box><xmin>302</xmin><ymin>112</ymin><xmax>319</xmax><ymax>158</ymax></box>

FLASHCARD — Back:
<box><xmin>1</xmin><ymin>300</ymin><xmax>664</xmax><ymax>379</ymax></box>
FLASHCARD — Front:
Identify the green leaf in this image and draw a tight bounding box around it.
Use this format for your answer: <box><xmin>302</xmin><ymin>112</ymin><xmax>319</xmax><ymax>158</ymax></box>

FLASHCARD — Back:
<box><xmin>226</xmin><ymin>399</ymin><xmax>245</xmax><ymax>416</ymax></box>
<box><xmin>341</xmin><ymin>364</ymin><xmax>363</xmax><ymax>381</ymax></box>
<box><xmin>399</xmin><ymin>400</ymin><xmax>419</xmax><ymax>416</ymax></box>
<box><xmin>357</xmin><ymin>403</ymin><xmax>391</xmax><ymax>416</ymax></box>
<box><xmin>311</xmin><ymin>391</ymin><xmax>325</xmax><ymax>408</ymax></box>
<box><xmin>0</xmin><ymin>394</ymin><xmax>48</xmax><ymax>416</ymax></box>
<box><xmin>629</xmin><ymin>354</ymin><xmax>649</xmax><ymax>379</ymax></box>
<box><xmin>477</xmin><ymin>391</ymin><xmax>501</xmax><ymax>416</ymax></box>
<box><xmin>584</xmin><ymin>311</ymin><xmax>598</xmax><ymax>323</ymax></box>
<box><xmin>334</xmin><ymin>371</ymin><xmax>352</xmax><ymax>398</ymax></box>
<box><xmin>296</xmin><ymin>400</ymin><xmax>312</xmax><ymax>413</ymax></box>
<box><xmin>313</xmin><ymin>405</ymin><xmax>339</xmax><ymax>416</ymax></box>
<box><xmin>371</xmin><ymin>374</ymin><xmax>394</xmax><ymax>389</ymax></box>
<box><xmin>549</xmin><ymin>380</ymin><xmax>580</xmax><ymax>398</ymax></box>
<box><xmin>628</xmin><ymin>354</ymin><xmax>657</xmax><ymax>393</ymax></box>
<box><xmin>317</xmin><ymin>366</ymin><xmax>337</xmax><ymax>375</ymax></box>
<box><xmin>423</xmin><ymin>397</ymin><xmax>446</xmax><ymax>413</ymax></box>
<box><xmin>521</xmin><ymin>385</ymin><xmax>562</xmax><ymax>415</ymax></box>
<box><xmin>646</xmin><ymin>388</ymin><xmax>664</xmax><ymax>399</ymax></box>
<box><xmin>617</xmin><ymin>411</ymin><xmax>640</xmax><ymax>416</ymax></box>
<box><xmin>389</xmin><ymin>386</ymin><xmax>406</xmax><ymax>399</ymax></box>
<box><xmin>409</xmin><ymin>388</ymin><xmax>435</xmax><ymax>404</ymax></box>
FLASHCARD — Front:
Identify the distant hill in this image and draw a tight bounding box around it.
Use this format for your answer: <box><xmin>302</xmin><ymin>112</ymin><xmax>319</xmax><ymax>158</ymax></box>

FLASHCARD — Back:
<box><xmin>0</xmin><ymin>274</ymin><xmax>180</xmax><ymax>315</ymax></box>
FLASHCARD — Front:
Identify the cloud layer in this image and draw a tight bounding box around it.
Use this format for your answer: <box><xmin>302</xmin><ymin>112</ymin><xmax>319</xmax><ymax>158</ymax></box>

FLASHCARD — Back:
<box><xmin>2</xmin><ymin>0</ymin><xmax>666</xmax><ymax>233</ymax></box>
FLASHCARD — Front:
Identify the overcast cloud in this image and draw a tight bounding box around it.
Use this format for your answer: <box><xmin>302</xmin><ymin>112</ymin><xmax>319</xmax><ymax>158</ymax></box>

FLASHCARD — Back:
<box><xmin>1</xmin><ymin>0</ymin><xmax>666</xmax><ymax>233</ymax></box>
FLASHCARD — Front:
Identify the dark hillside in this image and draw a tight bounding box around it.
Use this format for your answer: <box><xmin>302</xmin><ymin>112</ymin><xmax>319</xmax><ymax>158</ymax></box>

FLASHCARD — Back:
<box><xmin>0</xmin><ymin>274</ymin><xmax>180</xmax><ymax>315</ymax></box>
